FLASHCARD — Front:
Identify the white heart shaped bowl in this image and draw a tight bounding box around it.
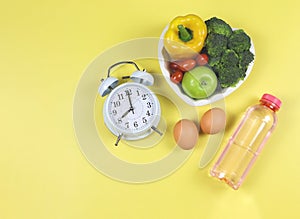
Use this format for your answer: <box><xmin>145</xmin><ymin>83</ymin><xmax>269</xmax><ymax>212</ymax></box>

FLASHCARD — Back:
<box><xmin>158</xmin><ymin>26</ymin><xmax>255</xmax><ymax>107</ymax></box>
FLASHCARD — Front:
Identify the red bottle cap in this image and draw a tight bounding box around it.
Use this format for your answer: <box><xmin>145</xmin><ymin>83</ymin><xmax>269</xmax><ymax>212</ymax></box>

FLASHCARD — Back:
<box><xmin>261</xmin><ymin>93</ymin><xmax>282</xmax><ymax>110</ymax></box>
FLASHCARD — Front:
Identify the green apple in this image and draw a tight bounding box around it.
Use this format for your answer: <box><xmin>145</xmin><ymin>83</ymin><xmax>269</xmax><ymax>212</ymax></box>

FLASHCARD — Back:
<box><xmin>182</xmin><ymin>66</ymin><xmax>218</xmax><ymax>99</ymax></box>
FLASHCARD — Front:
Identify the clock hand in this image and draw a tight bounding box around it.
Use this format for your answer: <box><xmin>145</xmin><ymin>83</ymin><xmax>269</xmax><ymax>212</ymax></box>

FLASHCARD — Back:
<box><xmin>119</xmin><ymin>91</ymin><xmax>136</xmax><ymax>119</ymax></box>
<box><xmin>120</xmin><ymin>108</ymin><xmax>132</xmax><ymax>118</ymax></box>
<box><xmin>126</xmin><ymin>91</ymin><xmax>135</xmax><ymax>114</ymax></box>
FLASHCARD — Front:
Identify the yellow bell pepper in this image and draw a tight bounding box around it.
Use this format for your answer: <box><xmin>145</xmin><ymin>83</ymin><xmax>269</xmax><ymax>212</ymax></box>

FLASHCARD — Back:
<box><xmin>164</xmin><ymin>14</ymin><xmax>207</xmax><ymax>60</ymax></box>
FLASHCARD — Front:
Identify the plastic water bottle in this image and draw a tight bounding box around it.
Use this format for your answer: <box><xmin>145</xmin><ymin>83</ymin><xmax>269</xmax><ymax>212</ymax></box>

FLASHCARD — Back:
<box><xmin>210</xmin><ymin>93</ymin><xmax>282</xmax><ymax>190</ymax></box>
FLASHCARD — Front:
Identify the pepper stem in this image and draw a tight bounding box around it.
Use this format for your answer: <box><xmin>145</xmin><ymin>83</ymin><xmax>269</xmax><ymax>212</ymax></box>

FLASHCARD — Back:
<box><xmin>177</xmin><ymin>25</ymin><xmax>193</xmax><ymax>42</ymax></box>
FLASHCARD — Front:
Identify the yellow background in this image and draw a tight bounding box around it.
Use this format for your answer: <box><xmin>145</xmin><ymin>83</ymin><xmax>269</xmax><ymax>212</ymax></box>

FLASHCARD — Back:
<box><xmin>1</xmin><ymin>0</ymin><xmax>299</xmax><ymax>218</ymax></box>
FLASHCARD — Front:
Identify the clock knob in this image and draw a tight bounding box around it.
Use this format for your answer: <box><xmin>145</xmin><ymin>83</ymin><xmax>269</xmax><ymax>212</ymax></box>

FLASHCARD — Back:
<box><xmin>98</xmin><ymin>77</ymin><xmax>119</xmax><ymax>97</ymax></box>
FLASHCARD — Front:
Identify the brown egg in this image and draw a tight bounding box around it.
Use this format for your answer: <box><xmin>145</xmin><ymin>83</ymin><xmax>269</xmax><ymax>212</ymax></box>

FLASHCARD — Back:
<box><xmin>173</xmin><ymin>119</ymin><xmax>199</xmax><ymax>150</ymax></box>
<box><xmin>200</xmin><ymin>108</ymin><xmax>226</xmax><ymax>134</ymax></box>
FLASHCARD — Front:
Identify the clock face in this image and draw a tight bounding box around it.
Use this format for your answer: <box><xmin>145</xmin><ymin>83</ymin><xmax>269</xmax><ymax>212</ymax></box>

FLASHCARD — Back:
<box><xmin>103</xmin><ymin>82</ymin><xmax>160</xmax><ymax>140</ymax></box>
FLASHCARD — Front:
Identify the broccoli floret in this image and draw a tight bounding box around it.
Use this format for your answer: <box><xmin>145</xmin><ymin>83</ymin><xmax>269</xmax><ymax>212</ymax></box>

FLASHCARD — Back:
<box><xmin>218</xmin><ymin>66</ymin><xmax>245</xmax><ymax>88</ymax></box>
<box><xmin>208</xmin><ymin>56</ymin><xmax>221</xmax><ymax>67</ymax></box>
<box><xmin>205</xmin><ymin>33</ymin><xmax>228</xmax><ymax>57</ymax></box>
<box><xmin>220</xmin><ymin>49</ymin><xmax>239</xmax><ymax>68</ymax></box>
<box><xmin>228</xmin><ymin>29</ymin><xmax>251</xmax><ymax>53</ymax></box>
<box><xmin>205</xmin><ymin>17</ymin><xmax>233</xmax><ymax>37</ymax></box>
<box><xmin>239</xmin><ymin>50</ymin><xmax>254</xmax><ymax>70</ymax></box>
<box><xmin>212</xmin><ymin>49</ymin><xmax>246</xmax><ymax>88</ymax></box>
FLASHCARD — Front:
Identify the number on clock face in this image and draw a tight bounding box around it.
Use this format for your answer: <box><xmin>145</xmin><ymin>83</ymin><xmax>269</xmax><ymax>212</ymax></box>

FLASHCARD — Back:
<box><xmin>107</xmin><ymin>84</ymin><xmax>157</xmax><ymax>132</ymax></box>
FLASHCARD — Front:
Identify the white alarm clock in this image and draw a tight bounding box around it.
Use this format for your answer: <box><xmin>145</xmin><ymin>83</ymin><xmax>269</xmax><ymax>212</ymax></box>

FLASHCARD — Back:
<box><xmin>98</xmin><ymin>61</ymin><xmax>162</xmax><ymax>146</ymax></box>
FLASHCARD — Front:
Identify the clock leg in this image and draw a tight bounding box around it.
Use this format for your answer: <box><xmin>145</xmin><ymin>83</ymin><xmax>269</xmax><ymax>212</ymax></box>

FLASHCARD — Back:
<box><xmin>151</xmin><ymin>126</ymin><xmax>163</xmax><ymax>136</ymax></box>
<box><xmin>115</xmin><ymin>134</ymin><xmax>123</xmax><ymax>146</ymax></box>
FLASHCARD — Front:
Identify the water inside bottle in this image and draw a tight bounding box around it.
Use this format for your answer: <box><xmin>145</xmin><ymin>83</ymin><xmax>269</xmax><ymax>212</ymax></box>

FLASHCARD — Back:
<box><xmin>210</xmin><ymin>141</ymin><xmax>258</xmax><ymax>189</ymax></box>
<box><xmin>210</xmin><ymin>107</ymin><xmax>275</xmax><ymax>189</ymax></box>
